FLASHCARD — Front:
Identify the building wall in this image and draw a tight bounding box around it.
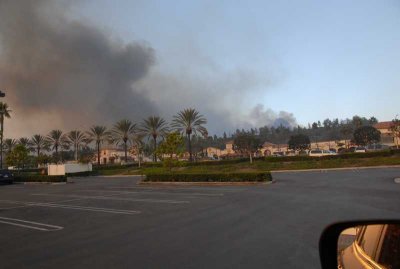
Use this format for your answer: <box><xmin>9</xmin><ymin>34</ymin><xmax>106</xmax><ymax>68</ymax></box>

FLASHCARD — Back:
<box><xmin>96</xmin><ymin>149</ymin><xmax>136</xmax><ymax>164</ymax></box>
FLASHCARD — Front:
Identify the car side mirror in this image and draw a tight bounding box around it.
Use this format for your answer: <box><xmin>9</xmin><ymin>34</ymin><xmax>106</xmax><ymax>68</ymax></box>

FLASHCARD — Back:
<box><xmin>319</xmin><ymin>220</ymin><xmax>400</xmax><ymax>269</ymax></box>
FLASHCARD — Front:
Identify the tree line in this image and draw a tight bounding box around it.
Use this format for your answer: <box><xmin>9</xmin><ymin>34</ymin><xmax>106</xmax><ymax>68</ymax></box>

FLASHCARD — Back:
<box><xmin>1</xmin><ymin>104</ymin><xmax>208</xmax><ymax>168</ymax></box>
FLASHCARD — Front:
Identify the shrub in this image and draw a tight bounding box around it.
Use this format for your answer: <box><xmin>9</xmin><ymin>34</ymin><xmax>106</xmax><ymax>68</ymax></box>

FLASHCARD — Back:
<box><xmin>144</xmin><ymin>172</ymin><xmax>272</xmax><ymax>182</ymax></box>
<box><xmin>66</xmin><ymin>171</ymin><xmax>99</xmax><ymax>177</ymax></box>
<box><xmin>93</xmin><ymin>162</ymin><xmax>163</xmax><ymax>171</ymax></box>
<box><xmin>13</xmin><ymin>175</ymin><xmax>67</xmax><ymax>183</ymax></box>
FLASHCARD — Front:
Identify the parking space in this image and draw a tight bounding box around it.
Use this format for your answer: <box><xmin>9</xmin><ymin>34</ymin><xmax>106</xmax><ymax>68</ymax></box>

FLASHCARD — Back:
<box><xmin>0</xmin><ymin>176</ymin><xmax>247</xmax><ymax>233</ymax></box>
<box><xmin>1</xmin><ymin>169</ymin><xmax>400</xmax><ymax>269</ymax></box>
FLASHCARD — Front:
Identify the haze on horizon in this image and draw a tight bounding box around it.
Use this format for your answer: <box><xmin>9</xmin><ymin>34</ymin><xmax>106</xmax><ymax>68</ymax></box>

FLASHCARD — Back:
<box><xmin>1</xmin><ymin>0</ymin><xmax>399</xmax><ymax>138</ymax></box>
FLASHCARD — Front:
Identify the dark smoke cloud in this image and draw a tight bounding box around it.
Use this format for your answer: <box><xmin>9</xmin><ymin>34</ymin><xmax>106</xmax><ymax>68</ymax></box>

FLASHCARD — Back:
<box><xmin>0</xmin><ymin>0</ymin><xmax>157</xmax><ymax>136</ymax></box>
<box><xmin>0</xmin><ymin>0</ymin><xmax>297</xmax><ymax>137</ymax></box>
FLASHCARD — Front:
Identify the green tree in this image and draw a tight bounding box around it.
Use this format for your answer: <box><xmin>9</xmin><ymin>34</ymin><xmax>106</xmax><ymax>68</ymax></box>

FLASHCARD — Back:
<box><xmin>352</xmin><ymin>115</ymin><xmax>364</xmax><ymax>128</ymax></box>
<box><xmin>31</xmin><ymin>134</ymin><xmax>49</xmax><ymax>156</ymax></box>
<box><xmin>18</xmin><ymin>137</ymin><xmax>32</xmax><ymax>149</ymax></box>
<box><xmin>3</xmin><ymin>138</ymin><xmax>17</xmax><ymax>154</ymax></box>
<box><xmin>288</xmin><ymin>134</ymin><xmax>311</xmax><ymax>151</ymax></box>
<box><xmin>140</xmin><ymin>116</ymin><xmax>169</xmax><ymax>162</ymax></box>
<box><xmin>6</xmin><ymin>144</ymin><xmax>29</xmax><ymax>169</ymax></box>
<box><xmin>36</xmin><ymin>154</ymin><xmax>52</xmax><ymax>166</ymax></box>
<box><xmin>172</xmin><ymin>108</ymin><xmax>208</xmax><ymax>162</ymax></box>
<box><xmin>353</xmin><ymin>126</ymin><xmax>381</xmax><ymax>146</ymax></box>
<box><xmin>112</xmin><ymin>119</ymin><xmax>136</xmax><ymax>163</ymax></box>
<box><xmin>369</xmin><ymin>116</ymin><xmax>378</xmax><ymax>125</ymax></box>
<box><xmin>233</xmin><ymin>132</ymin><xmax>261</xmax><ymax>164</ymax></box>
<box><xmin>67</xmin><ymin>130</ymin><xmax>88</xmax><ymax>161</ymax></box>
<box><xmin>340</xmin><ymin>124</ymin><xmax>354</xmax><ymax>148</ymax></box>
<box><xmin>156</xmin><ymin>132</ymin><xmax>184</xmax><ymax>171</ymax></box>
<box><xmin>130</xmin><ymin>134</ymin><xmax>145</xmax><ymax>168</ymax></box>
<box><xmin>0</xmin><ymin>102</ymin><xmax>11</xmax><ymax>169</ymax></box>
<box><xmin>390</xmin><ymin>118</ymin><xmax>400</xmax><ymax>149</ymax></box>
<box><xmin>86</xmin><ymin>125</ymin><xmax>109</xmax><ymax>165</ymax></box>
<box><xmin>46</xmin><ymin>130</ymin><xmax>68</xmax><ymax>162</ymax></box>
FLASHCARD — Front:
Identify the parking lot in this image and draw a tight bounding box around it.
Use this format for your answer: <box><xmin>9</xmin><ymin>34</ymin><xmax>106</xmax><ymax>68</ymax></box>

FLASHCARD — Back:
<box><xmin>1</xmin><ymin>168</ymin><xmax>400</xmax><ymax>269</ymax></box>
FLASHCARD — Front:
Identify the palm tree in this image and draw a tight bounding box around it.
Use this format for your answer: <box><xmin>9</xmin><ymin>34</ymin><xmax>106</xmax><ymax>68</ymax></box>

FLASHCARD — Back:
<box><xmin>0</xmin><ymin>102</ymin><xmax>11</xmax><ymax>169</ymax></box>
<box><xmin>86</xmin><ymin>125</ymin><xmax>109</xmax><ymax>165</ymax></box>
<box><xmin>140</xmin><ymin>116</ymin><xmax>169</xmax><ymax>162</ymax></box>
<box><xmin>3</xmin><ymin>138</ymin><xmax>17</xmax><ymax>154</ymax></box>
<box><xmin>46</xmin><ymin>130</ymin><xmax>68</xmax><ymax>160</ymax></box>
<box><xmin>112</xmin><ymin>119</ymin><xmax>136</xmax><ymax>163</ymax></box>
<box><xmin>67</xmin><ymin>130</ymin><xmax>88</xmax><ymax>161</ymax></box>
<box><xmin>18</xmin><ymin>137</ymin><xmax>31</xmax><ymax>149</ymax></box>
<box><xmin>31</xmin><ymin>134</ymin><xmax>49</xmax><ymax>156</ymax></box>
<box><xmin>172</xmin><ymin>108</ymin><xmax>208</xmax><ymax>161</ymax></box>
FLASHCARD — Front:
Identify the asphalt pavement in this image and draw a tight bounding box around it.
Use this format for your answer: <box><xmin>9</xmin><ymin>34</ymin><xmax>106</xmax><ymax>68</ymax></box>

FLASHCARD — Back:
<box><xmin>1</xmin><ymin>167</ymin><xmax>399</xmax><ymax>269</ymax></box>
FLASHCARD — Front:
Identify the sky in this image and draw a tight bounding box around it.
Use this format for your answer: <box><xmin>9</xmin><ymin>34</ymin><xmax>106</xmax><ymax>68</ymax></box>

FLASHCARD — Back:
<box><xmin>1</xmin><ymin>0</ymin><xmax>400</xmax><ymax>137</ymax></box>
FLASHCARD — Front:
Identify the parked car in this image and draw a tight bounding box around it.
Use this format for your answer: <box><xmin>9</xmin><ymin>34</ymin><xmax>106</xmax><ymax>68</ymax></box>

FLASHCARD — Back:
<box><xmin>309</xmin><ymin>149</ymin><xmax>336</xmax><ymax>157</ymax></box>
<box><xmin>354</xmin><ymin>147</ymin><xmax>366</xmax><ymax>153</ymax></box>
<box><xmin>366</xmin><ymin>144</ymin><xmax>389</xmax><ymax>152</ymax></box>
<box><xmin>0</xmin><ymin>170</ymin><xmax>14</xmax><ymax>184</ymax></box>
<box><xmin>272</xmin><ymin>151</ymin><xmax>285</xmax><ymax>157</ymax></box>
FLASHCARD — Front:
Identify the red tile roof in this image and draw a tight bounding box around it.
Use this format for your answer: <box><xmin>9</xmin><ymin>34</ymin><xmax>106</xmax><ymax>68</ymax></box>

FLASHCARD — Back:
<box><xmin>373</xmin><ymin>121</ymin><xmax>393</xmax><ymax>129</ymax></box>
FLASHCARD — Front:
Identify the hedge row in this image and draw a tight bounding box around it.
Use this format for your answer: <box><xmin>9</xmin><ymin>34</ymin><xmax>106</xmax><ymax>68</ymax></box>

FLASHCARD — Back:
<box><xmin>13</xmin><ymin>175</ymin><xmax>67</xmax><ymax>182</ymax></box>
<box><xmin>93</xmin><ymin>162</ymin><xmax>162</xmax><ymax>170</ymax></box>
<box><xmin>66</xmin><ymin>171</ymin><xmax>99</xmax><ymax>177</ymax></box>
<box><xmin>144</xmin><ymin>172</ymin><xmax>272</xmax><ymax>182</ymax></box>
<box><xmin>265</xmin><ymin>150</ymin><xmax>398</xmax><ymax>163</ymax></box>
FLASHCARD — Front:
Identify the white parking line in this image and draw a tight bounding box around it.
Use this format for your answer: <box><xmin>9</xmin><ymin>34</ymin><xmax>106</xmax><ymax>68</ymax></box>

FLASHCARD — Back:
<box><xmin>107</xmin><ymin>186</ymin><xmax>242</xmax><ymax>192</ymax></box>
<box><xmin>0</xmin><ymin>205</ymin><xmax>30</xmax><ymax>210</ymax></box>
<box><xmin>81</xmin><ymin>189</ymin><xmax>224</xmax><ymax>197</ymax></box>
<box><xmin>0</xmin><ymin>199</ymin><xmax>141</xmax><ymax>215</ymax></box>
<box><xmin>32</xmin><ymin>193</ymin><xmax>190</xmax><ymax>204</ymax></box>
<box><xmin>0</xmin><ymin>216</ymin><xmax>63</xmax><ymax>231</ymax></box>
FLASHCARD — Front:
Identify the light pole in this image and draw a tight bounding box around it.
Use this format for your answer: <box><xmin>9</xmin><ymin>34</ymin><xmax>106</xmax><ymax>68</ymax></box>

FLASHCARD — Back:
<box><xmin>0</xmin><ymin>90</ymin><xmax>5</xmax><ymax>169</ymax></box>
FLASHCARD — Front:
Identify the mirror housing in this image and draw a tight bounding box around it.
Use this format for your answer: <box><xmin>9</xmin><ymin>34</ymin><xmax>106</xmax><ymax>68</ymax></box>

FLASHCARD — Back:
<box><xmin>319</xmin><ymin>220</ymin><xmax>400</xmax><ymax>269</ymax></box>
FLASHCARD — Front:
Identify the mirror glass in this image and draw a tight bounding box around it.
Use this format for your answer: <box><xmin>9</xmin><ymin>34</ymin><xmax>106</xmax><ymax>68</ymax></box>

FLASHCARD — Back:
<box><xmin>337</xmin><ymin>224</ymin><xmax>400</xmax><ymax>269</ymax></box>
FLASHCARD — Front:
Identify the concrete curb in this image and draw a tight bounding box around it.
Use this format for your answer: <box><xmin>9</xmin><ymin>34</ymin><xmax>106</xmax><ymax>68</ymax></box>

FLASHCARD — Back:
<box><xmin>271</xmin><ymin>165</ymin><xmax>400</xmax><ymax>173</ymax></box>
<box><xmin>15</xmin><ymin>182</ymin><xmax>68</xmax><ymax>185</ymax></box>
<box><xmin>137</xmin><ymin>180</ymin><xmax>273</xmax><ymax>186</ymax></box>
<box><xmin>96</xmin><ymin>175</ymin><xmax>142</xmax><ymax>178</ymax></box>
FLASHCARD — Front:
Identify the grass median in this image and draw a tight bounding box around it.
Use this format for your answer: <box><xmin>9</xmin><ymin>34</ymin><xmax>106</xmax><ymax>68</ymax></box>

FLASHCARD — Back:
<box><xmin>93</xmin><ymin>154</ymin><xmax>400</xmax><ymax>176</ymax></box>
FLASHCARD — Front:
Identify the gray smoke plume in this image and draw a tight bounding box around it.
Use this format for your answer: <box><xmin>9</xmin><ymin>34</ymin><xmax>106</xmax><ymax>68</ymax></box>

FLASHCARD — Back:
<box><xmin>245</xmin><ymin>104</ymin><xmax>297</xmax><ymax>128</ymax></box>
<box><xmin>0</xmin><ymin>0</ymin><xmax>157</xmax><ymax>136</ymax></box>
<box><xmin>0</xmin><ymin>0</ymin><xmax>297</xmax><ymax>137</ymax></box>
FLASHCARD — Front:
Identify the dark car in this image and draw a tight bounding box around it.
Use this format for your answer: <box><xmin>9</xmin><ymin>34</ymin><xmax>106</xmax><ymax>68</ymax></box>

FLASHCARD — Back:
<box><xmin>0</xmin><ymin>170</ymin><xmax>14</xmax><ymax>184</ymax></box>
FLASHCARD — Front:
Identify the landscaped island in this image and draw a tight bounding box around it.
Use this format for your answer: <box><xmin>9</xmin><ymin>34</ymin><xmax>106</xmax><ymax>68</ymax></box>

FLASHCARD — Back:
<box><xmin>143</xmin><ymin>172</ymin><xmax>272</xmax><ymax>183</ymax></box>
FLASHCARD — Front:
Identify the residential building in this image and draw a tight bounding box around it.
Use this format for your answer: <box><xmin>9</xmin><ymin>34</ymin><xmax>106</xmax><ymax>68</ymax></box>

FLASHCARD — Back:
<box><xmin>95</xmin><ymin>147</ymin><xmax>136</xmax><ymax>164</ymax></box>
<box><xmin>373</xmin><ymin>121</ymin><xmax>399</xmax><ymax>147</ymax></box>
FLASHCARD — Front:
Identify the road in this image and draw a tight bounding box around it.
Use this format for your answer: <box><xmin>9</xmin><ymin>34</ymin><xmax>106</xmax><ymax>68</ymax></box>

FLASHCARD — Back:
<box><xmin>1</xmin><ymin>167</ymin><xmax>399</xmax><ymax>269</ymax></box>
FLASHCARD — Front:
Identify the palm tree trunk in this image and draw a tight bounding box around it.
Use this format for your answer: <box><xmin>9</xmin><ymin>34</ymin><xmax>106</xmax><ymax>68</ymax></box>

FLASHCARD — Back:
<box><xmin>124</xmin><ymin>142</ymin><xmax>127</xmax><ymax>163</ymax></box>
<box><xmin>97</xmin><ymin>141</ymin><xmax>101</xmax><ymax>165</ymax></box>
<box><xmin>74</xmin><ymin>144</ymin><xmax>78</xmax><ymax>161</ymax></box>
<box><xmin>153</xmin><ymin>137</ymin><xmax>157</xmax><ymax>162</ymax></box>
<box><xmin>249</xmin><ymin>151</ymin><xmax>253</xmax><ymax>164</ymax></box>
<box><xmin>138</xmin><ymin>147</ymin><xmax>141</xmax><ymax>168</ymax></box>
<box><xmin>188</xmin><ymin>134</ymin><xmax>192</xmax><ymax>162</ymax></box>
<box><xmin>55</xmin><ymin>145</ymin><xmax>58</xmax><ymax>163</ymax></box>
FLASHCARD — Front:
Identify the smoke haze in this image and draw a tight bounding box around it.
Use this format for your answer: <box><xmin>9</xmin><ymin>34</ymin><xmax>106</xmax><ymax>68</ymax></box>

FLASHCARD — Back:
<box><xmin>0</xmin><ymin>0</ymin><xmax>297</xmax><ymax>138</ymax></box>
